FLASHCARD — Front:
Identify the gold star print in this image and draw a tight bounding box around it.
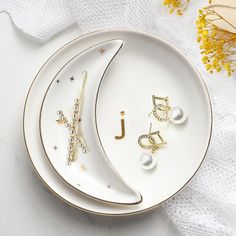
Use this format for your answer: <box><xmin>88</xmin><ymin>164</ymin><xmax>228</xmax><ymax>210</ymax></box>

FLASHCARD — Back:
<box><xmin>56</xmin><ymin>119</ymin><xmax>66</xmax><ymax>125</ymax></box>
<box><xmin>80</xmin><ymin>163</ymin><xmax>88</xmax><ymax>172</ymax></box>
<box><xmin>99</xmin><ymin>48</ymin><xmax>106</xmax><ymax>55</ymax></box>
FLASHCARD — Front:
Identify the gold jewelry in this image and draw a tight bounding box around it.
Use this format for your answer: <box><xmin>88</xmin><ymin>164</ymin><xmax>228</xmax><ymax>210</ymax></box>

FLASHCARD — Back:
<box><xmin>150</xmin><ymin>95</ymin><xmax>171</xmax><ymax>122</ymax></box>
<box><xmin>150</xmin><ymin>94</ymin><xmax>188</xmax><ymax>125</ymax></box>
<box><xmin>56</xmin><ymin>71</ymin><xmax>88</xmax><ymax>165</ymax></box>
<box><xmin>138</xmin><ymin>123</ymin><xmax>166</xmax><ymax>154</ymax></box>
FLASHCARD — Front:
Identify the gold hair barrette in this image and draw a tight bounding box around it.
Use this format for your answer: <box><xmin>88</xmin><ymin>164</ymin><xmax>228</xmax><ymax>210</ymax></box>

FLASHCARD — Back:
<box><xmin>56</xmin><ymin>71</ymin><xmax>88</xmax><ymax>165</ymax></box>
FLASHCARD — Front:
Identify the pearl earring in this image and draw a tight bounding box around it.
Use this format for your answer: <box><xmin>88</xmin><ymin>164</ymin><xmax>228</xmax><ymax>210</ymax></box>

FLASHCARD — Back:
<box><xmin>138</xmin><ymin>123</ymin><xmax>166</xmax><ymax>170</ymax></box>
<box><xmin>150</xmin><ymin>94</ymin><xmax>187</xmax><ymax>125</ymax></box>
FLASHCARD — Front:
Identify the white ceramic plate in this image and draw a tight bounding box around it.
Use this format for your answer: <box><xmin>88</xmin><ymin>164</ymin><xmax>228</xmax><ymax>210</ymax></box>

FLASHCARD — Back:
<box><xmin>23</xmin><ymin>30</ymin><xmax>212</xmax><ymax>216</ymax></box>
<box><xmin>94</xmin><ymin>33</ymin><xmax>212</xmax><ymax>207</ymax></box>
<box><xmin>40</xmin><ymin>39</ymin><xmax>142</xmax><ymax>205</ymax></box>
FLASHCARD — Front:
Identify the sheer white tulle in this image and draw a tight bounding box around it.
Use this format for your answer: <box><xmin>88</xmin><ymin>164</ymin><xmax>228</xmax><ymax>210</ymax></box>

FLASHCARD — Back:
<box><xmin>1</xmin><ymin>0</ymin><xmax>235</xmax><ymax>235</ymax></box>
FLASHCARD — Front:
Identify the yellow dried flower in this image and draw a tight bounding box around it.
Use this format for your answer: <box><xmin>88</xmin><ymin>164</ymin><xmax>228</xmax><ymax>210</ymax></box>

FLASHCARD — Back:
<box><xmin>196</xmin><ymin>6</ymin><xmax>236</xmax><ymax>76</ymax></box>
<box><xmin>163</xmin><ymin>0</ymin><xmax>189</xmax><ymax>15</ymax></box>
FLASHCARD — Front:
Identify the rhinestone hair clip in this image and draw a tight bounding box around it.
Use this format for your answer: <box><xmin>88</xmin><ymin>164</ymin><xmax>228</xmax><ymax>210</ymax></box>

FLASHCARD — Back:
<box><xmin>56</xmin><ymin>71</ymin><xmax>88</xmax><ymax>165</ymax></box>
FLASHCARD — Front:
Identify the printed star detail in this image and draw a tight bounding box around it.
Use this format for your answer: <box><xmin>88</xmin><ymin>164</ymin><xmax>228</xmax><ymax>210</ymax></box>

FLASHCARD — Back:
<box><xmin>56</xmin><ymin>79</ymin><xmax>60</xmax><ymax>83</ymax></box>
<box><xmin>53</xmin><ymin>146</ymin><xmax>58</xmax><ymax>150</ymax></box>
<box><xmin>70</xmin><ymin>77</ymin><xmax>74</xmax><ymax>81</ymax></box>
<box><xmin>56</xmin><ymin>119</ymin><xmax>66</xmax><ymax>125</ymax></box>
<box><xmin>99</xmin><ymin>48</ymin><xmax>106</xmax><ymax>55</ymax></box>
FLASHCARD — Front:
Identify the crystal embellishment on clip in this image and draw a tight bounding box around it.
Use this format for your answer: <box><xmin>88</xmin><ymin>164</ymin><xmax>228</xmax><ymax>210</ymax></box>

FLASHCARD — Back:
<box><xmin>56</xmin><ymin>71</ymin><xmax>88</xmax><ymax>165</ymax></box>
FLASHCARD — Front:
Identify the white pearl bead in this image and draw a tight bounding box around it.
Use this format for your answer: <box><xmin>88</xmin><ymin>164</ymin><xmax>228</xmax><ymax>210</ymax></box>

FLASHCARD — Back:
<box><xmin>65</xmin><ymin>123</ymin><xmax>70</xmax><ymax>128</ymax></box>
<box><xmin>140</xmin><ymin>153</ymin><xmax>157</xmax><ymax>170</ymax></box>
<box><xmin>169</xmin><ymin>107</ymin><xmax>187</xmax><ymax>124</ymax></box>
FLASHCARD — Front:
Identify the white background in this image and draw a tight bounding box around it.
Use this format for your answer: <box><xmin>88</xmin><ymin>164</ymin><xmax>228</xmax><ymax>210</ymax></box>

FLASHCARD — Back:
<box><xmin>0</xmin><ymin>14</ymin><xmax>179</xmax><ymax>236</ymax></box>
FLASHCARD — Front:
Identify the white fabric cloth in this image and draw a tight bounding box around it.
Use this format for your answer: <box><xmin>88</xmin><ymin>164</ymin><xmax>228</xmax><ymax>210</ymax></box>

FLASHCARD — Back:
<box><xmin>1</xmin><ymin>0</ymin><xmax>236</xmax><ymax>235</ymax></box>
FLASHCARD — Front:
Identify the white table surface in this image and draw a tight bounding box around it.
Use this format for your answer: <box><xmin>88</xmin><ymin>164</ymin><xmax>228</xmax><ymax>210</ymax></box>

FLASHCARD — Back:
<box><xmin>0</xmin><ymin>13</ymin><xmax>179</xmax><ymax>236</ymax></box>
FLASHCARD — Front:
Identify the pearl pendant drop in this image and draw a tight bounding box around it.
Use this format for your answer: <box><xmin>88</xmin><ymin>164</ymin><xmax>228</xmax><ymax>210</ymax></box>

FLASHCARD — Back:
<box><xmin>169</xmin><ymin>107</ymin><xmax>187</xmax><ymax>125</ymax></box>
<box><xmin>140</xmin><ymin>153</ymin><xmax>157</xmax><ymax>170</ymax></box>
